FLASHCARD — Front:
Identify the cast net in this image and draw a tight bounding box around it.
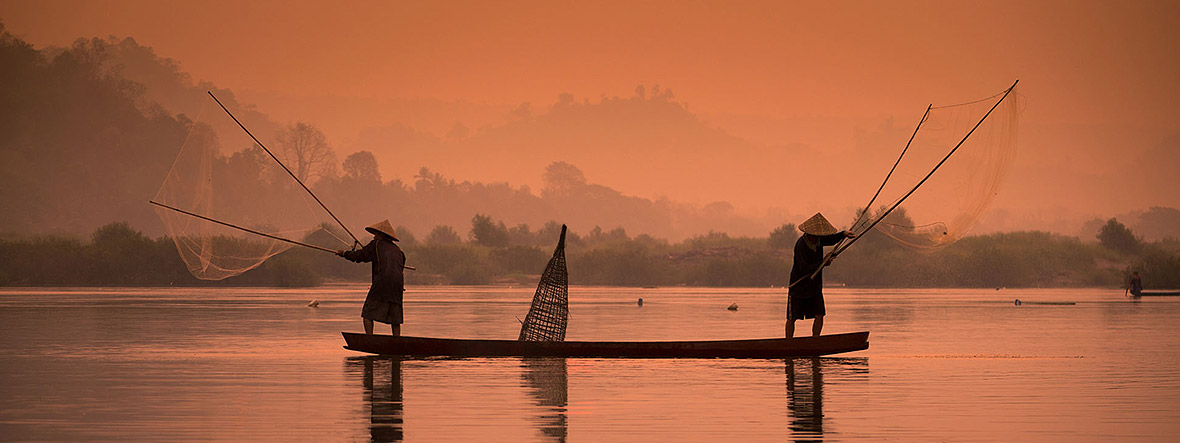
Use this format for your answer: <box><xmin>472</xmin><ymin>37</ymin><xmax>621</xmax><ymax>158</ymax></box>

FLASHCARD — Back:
<box><xmin>850</xmin><ymin>83</ymin><xmax>1022</xmax><ymax>250</ymax></box>
<box><xmin>519</xmin><ymin>225</ymin><xmax>569</xmax><ymax>341</ymax></box>
<box><xmin>152</xmin><ymin>97</ymin><xmax>350</xmax><ymax>280</ymax></box>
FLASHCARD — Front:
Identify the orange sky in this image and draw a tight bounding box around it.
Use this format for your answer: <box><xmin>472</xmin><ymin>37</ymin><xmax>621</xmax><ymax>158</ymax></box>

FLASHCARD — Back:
<box><xmin>2</xmin><ymin>0</ymin><xmax>1179</xmax><ymax>231</ymax></box>
<box><xmin>3</xmin><ymin>1</ymin><xmax>1175</xmax><ymax>123</ymax></box>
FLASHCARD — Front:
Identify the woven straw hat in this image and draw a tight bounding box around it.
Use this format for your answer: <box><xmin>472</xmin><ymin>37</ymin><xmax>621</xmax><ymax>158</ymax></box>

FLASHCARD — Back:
<box><xmin>365</xmin><ymin>219</ymin><xmax>400</xmax><ymax>241</ymax></box>
<box><xmin>798</xmin><ymin>213</ymin><xmax>838</xmax><ymax>236</ymax></box>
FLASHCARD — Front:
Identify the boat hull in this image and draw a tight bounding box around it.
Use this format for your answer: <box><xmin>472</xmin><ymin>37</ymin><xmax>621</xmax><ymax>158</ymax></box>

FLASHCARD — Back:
<box><xmin>342</xmin><ymin>331</ymin><xmax>869</xmax><ymax>358</ymax></box>
<box><xmin>1137</xmin><ymin>290</ymin><xmax>1180</xmax><ymax>296</ymax></box>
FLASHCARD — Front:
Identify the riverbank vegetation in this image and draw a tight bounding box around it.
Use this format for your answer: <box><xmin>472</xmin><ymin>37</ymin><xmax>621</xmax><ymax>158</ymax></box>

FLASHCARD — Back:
<box><xmin>2</xmin><ymin>217</ymin><xmax>1176</xmax><ymax>289</ymax></box>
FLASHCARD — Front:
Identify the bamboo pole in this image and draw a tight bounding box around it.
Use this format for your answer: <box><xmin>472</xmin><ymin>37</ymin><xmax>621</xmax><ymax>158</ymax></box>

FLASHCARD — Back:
<box><xmin>150</xmin><ymin>201</ymin><xmax>414</xmax><ymax>270</ymax></box>
<box><xmin>787</xmin><ymin>80</ymin><xmax>1019</xmax><ymax>289</ymax></box>
<box><xmin>151</xmin><ymin>200</ymin><xmax>337</xmax><ymax>252</ymax></box>
<box><xmin>206</xmin><ymin>91</ymin><xmax>363</xmax><ymax>247</ymax></box>
<box><xmin>830</xmin><ymin>104</ymin><xmax>933</xmax><ymax>254</ymax></box>
<box><xmin>829</xmin><ymin>80</ymin><xmax>1018</xmax><ymax>260</ymax></box>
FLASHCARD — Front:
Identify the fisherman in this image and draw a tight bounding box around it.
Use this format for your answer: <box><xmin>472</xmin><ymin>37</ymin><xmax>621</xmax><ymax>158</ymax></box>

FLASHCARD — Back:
<box><xmin>787</xmin><ymin>213</ymin><xmax>855</xmax><ymax>338</ymax></box>
<box><xmin>337</xmin><ymin>220</ymin><xmax>406</xmax><ymax>336</ymax></box>
<box><xmin>1128</xmin><ymin>271</ymin><xmax>1143</xmax><ymax>297</ymax></box>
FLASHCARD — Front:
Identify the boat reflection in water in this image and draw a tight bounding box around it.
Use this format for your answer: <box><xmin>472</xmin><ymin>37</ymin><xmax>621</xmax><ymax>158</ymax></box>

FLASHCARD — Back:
<box><xmin>345</xmin><ymin>356</ymin><xmax>404</xmax><ymax>442</ymax></box>
<box><xmin>785</xmin><ymin>357</ymin><xmax>868</xmax><ymax>440</ymax></box>
<box><xmin>521</xmin><ymin>358</ymin><xmax>569</xmax><ymax>442</ymax></box>
<box><xmin>342</xmin><ymin>354</ymin><xmax>863</xmax><ymax>442</ymax></box>
<box><xmin>345</xmin><ymin>356</ymin><xmax>568</xmax><ymax>442</ymax></box>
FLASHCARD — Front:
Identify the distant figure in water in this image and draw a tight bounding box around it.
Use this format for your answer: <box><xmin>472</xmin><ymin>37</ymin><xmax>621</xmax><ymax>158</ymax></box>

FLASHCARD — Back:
<box><xmin>787</xmin><ymin>213</ymin><xmax>855</xmax><ymax>339</ymax></box>
<box><xmin>1128</xmin><ymin>271</ymin><xmax>1143</xmax><ymax>297</ymax></box>
<box><xmin>338</xmin><ymin>220</ymin><xmax>406</xmax><ymax>336</ymax></box>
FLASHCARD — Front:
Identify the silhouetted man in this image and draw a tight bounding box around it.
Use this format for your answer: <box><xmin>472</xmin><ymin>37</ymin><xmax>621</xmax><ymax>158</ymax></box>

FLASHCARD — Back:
<box><xmin>338</xmin><ymin>220</ymin><xmax>406</xmax><ymax>336</ymax></box>
<box><xmin>787</xmin><ymin>213</ymin><xmax>854</xmax><ymax>338</ymax></box>
<box><xmin>1129</xmin><ymin>271</ymin><xmax>1143</xmax><ymax>297</ymax></box>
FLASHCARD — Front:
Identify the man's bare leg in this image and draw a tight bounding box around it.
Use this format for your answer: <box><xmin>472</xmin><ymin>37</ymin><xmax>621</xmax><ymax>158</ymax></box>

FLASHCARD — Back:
<box><xmin>785</xmin><ymin>319</ymin><xmax>796</xmax><ymax>338</ymax></box>
<box><xmin>812</xmin><ymin>315</ymin><xmax>824</xmax><ymax>337</ymax></box>
<box><xmin>391</xmin><ymin>324</ymin><xmax>401</xmax><ymax>337</ymax></box>
<box><xmin>363</xmin><ymin>318</ymin><xmax>374</xmax><ymax>335</ymax></box>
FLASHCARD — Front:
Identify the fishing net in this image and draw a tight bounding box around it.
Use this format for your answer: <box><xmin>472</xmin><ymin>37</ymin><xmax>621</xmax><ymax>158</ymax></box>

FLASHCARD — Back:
<box><xmin>853</xmin><ymin>83</ymin><xmax>1021</xmax><ymax>250</ymax></box>
<box><xmin>152</xmin><ymin>97</ymin><xmax>350</xmax><ymax>280</ymax></box>
<box><xmin>519</xmin><ymin>225</ymin><xmax>569</xmax><ymax>341</ymax></box>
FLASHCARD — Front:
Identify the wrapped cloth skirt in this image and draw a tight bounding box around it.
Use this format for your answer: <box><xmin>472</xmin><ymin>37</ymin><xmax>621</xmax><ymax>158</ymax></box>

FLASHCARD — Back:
<box><xmin>361</xmin><ymin>295</ymin><xmax>403</xmax><ymax>325</ymax></box>
<box><xmin>788</xmin><ymin>293</ymin><xmax>825</xmax><ymax>320</ymax></box>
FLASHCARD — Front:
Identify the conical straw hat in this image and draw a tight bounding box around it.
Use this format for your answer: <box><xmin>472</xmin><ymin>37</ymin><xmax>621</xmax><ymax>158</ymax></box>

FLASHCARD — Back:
<box><xmin>365</xmin><ymin>219</ymin><xmax>400</xmax><ymax>241</ymax></box>
<box><xmin>798</xmin><ymin>213</ymin><xmax>838</xmax><ymax>236</ymax></box>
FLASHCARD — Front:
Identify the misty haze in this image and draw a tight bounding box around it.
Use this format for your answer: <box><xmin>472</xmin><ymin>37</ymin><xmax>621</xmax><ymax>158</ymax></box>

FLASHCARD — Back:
<box><xmin>2</xmin><ymin>12</ymin><xmax>1178</xmax><ymax>288</ymax></box>
<box><xmin>1</xmin><ymin>2</ymin><xmax>1179</xmax><ymax>441</ymax></box>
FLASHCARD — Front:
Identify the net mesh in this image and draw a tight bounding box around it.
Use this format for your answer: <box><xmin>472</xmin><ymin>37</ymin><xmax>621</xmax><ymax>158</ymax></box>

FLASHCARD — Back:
<box><xmin>857</xmin><ymin>84</ymin><xmax>1021</xmax><ymax>250</ymax></box>
<box><xmin>518</xmin><ymin>225</ymin><xmax>569</xmax><ymax>341</ymax></box>
<box><xmin>153</xmin><ymin>98</ymin><xmax>349</xmax><ymax>280</ymax></box>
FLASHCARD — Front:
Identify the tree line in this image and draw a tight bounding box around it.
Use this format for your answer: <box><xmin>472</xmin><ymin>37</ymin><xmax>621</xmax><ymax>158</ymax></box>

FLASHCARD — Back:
<box><xmin>2</xmin><ymin>215</ymin><xmax>1176</xmax><ymax>289</ymax></box>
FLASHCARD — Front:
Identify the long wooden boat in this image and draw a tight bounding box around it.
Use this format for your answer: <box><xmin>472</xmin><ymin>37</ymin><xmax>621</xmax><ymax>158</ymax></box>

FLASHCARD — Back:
<box><xmin>342</xmin><ymin>331</ymin><xmax>869</xmax><ymax>358</ymax></box>
<box><xmin>1136</xmin><ymin>290</ymin><xmax>1180</xmax><ymax>296</ymax></box>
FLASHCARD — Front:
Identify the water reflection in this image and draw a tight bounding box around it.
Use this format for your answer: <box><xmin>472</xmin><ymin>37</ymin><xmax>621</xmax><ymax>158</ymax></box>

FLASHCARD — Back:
<box><xmin>521</xmin><ymin>358</ymin><xmax>569</xmax><ymax>442</ymax></box>
<box><xmin>785</xmin><ymin>358</ymin><xmax>868</xmax><ymax>441</ymax></box>
<box><xmin>345</xmin><ymin>356</ymin><xmax>404</xmax><ymax>442</ymax></box>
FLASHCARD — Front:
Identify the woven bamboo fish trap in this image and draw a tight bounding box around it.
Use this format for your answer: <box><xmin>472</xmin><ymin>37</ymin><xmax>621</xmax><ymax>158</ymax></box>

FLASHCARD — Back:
<box><xmin>518</xmin><ymin>225</ymin><xmax>569</xmax><ymax>341</ymax></box>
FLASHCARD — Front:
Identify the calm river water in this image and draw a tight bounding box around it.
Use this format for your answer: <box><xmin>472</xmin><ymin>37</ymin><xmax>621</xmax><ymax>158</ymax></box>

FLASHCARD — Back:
<box><xmin>1</xmin><ymin>286</ymin><xmax>1178</xmax><ymax>441</ymax></box>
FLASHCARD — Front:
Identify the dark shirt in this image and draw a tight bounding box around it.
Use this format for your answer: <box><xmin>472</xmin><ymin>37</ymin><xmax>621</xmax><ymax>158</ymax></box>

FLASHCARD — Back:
<box><xmin>342</xmin><ymin>238</ymin><xmax>406</xmax><ymax>302</ymax></box>
<box><xmin>789</xmin><ymin>233</ymin><xmax>845</xmax><ymax>299</ymax></box>
<box><xmin>1130</xmin><ymin>275</ymin><xmax>1143</xmax><ymax>295</ymax></box>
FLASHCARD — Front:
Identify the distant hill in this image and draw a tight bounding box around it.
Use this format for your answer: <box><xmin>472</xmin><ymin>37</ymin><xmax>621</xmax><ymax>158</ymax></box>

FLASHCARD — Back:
<box><xmin>335</xmin><ymin>87</ymin><xmax>866</xmax><ymax>212</ymax></box>
<box><xmin>0</xmin><ymin>27</ymin><xmax>806</xmax><ymax>240</ymax></box>
<box><xmin>0</xmin><ymin>28</ymin><xmax>182</xmax><ymax>235</ymax></box>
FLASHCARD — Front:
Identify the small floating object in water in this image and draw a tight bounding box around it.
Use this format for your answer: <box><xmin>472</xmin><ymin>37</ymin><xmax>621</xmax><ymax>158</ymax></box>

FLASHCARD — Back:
<box><xmin>637</xmin><ymin>298</ymin><xmax>644</xmax><ymax>306</ymax></box>
<box><xmin>727</xmin><ymin>302</ymin><xmax>739</xmax><ymax>311</ymax></box>
<box><xmin>307</xmin><ymin>300</ymin><xmax>320</xmax><ymax>308</ymax></box>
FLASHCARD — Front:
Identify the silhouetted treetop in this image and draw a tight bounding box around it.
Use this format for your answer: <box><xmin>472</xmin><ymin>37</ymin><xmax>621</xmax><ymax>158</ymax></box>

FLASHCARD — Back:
<box><xmin>343</xmin><ymin>151</ymin><xmax>381</xmax><ymax>183</ymax></box>
<box><xmin>1099</xmin><ymin>218</ymin><xmax>1140</xmax><ymax>254</ymax></box>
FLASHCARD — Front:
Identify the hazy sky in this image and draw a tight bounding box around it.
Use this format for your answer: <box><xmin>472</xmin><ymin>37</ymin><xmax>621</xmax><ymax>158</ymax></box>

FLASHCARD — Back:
<box><xmin>2</xmin><ymin>0</ymin><xmax>1179</xmax><ymax>232</ymax></box>
<box><xmin>4</xmin><ymin>1</ymin><xmax>1176</xmax><ymax>123</ymax></box>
